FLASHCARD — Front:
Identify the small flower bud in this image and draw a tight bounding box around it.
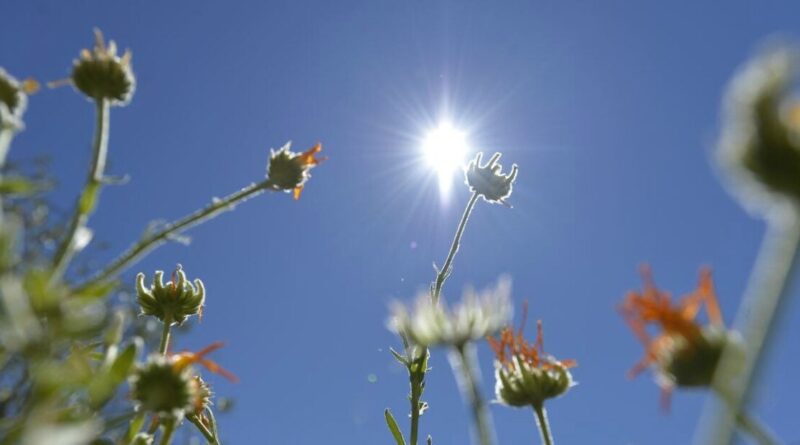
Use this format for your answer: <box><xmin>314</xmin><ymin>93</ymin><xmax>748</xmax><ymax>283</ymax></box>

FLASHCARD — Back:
<box><xmin>68</xmin><ymin>29</ymin><xmax>135</xmax><ymax>105</ymax></box>
<box><xmin>129</xmin><ymin>355</ymin><xmax>198</xmax><ymax>418</ymax></box>
<box><xmin>465</xmin><ymin>152</ymin><xmax>518</xmax><ymax>204</ymax></box>
<box><xmin>495</xmin><ymin>355</ymin><xmax>573</xmax><ymax>407</ymax></box>
<box><xmin>192</xmin><ymin>376</ymin><xmax>213</xmax><ymax>415</ymax></box>
<box><xmin>136</xmin><ymin>266</ymin><xmax>205</xmax><ymax>325</ymax></box>
<box><xmin>266</xmin><ymin>141</ymin><xmax>326</xmax><ymax>200</ymax></box>
<box><xmin>0</xmin><ymin>68</ymin><xmax>38</xmax><ymax>130</ymax></box>
<box><xmin>658</xmin><ymin>326</ymin><xmax>744</xmax><ymax>389</ymax></box>
<box><xmin>718</xmin><ymin>46</ymin><xmax>800</xmax><ymax>210</ymax></box>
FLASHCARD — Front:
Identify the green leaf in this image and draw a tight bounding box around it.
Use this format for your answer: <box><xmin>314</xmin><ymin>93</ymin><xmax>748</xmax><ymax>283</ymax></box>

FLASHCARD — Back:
<box><xmin>72</xmin><ymin>278</ymin><xmax>119</xmax><ymax>302</ymax></box>
<box><xmin>390</xmin><ymin>347</ymin><xmax>408</xmax><ymax>365</ymax></box>
<box><xmin>0</xmin><ymin>176</ymin><xmax>40</xmax><ymax>196</ymax></box>
<box><xmin>88</xmin><ymin>341</ymin><xmax>139</xmax><ymax>408</ymax></box>
<box><xmin>384</xmin><ymin>409</ymin><xmax>406</xmax><ymax>445</ymax></box>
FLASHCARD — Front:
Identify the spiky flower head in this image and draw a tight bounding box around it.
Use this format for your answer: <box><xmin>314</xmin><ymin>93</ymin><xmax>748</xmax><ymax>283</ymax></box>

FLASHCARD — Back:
<box><xmin>0</xmin><ymin>68</ymin><xmax>39</xmax><ymax>130</ymax></box>
<box><xmin>489</xmin><ymin>306</ymin><xmax>576</xmax><ymax>407</ymax></box>
<box><xmin>389</xmin><ymin>276</ymin><xmax>513</xmax><ymax>348</ymax></box>
<box><xmin>718</xmin><ymin>46</ymin><xmax>800</xmax><ymax>212</ymax></box>
<box><xmin>620</xmin><ymin>266</ymin><xmax>744</xmax><ymax>408</ymax></box>
<box><xmin>266</xmin><ymin>141</ymin><xmax>326</xmax><ymax>200</ymax></box>
<box><xmin>136</xmin><ymin>265</ymin><xmax>205</xmax><ymax>325</ymax></box>
<box><xmin>68</xmin><ymin>29</ymin><xmax>135</xmax><ymax>105</ymax></box>
<box><xmin>465</xmin><ymin>152</ymin><xmax>518</xmax><ymax>204</ymax></box>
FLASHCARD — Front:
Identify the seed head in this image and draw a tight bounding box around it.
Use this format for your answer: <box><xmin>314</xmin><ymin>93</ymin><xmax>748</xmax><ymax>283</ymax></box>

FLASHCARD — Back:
<box><xmin>67</xmin><ymin>29</ymin><xmax>135</xmax><ymax>105</ymax></box>
<box><xmin>136</xmin><ymin>265</ymin><xmax>205</xmax><ymax>325</ymax></box>
<box><xmin>464</xmin><ymin>152</ymin><xmax>518</xmax><ymax>204</ymax></box>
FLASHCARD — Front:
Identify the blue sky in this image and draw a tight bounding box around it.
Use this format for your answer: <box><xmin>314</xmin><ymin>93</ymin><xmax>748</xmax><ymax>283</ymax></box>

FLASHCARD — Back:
<box><xmin>3</xmin><ymin>1</ymin><xmax>800</xmax><ymax>444</ymax></box>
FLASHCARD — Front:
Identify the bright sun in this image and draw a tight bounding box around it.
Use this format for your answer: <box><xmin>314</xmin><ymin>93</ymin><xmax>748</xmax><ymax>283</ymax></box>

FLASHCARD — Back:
<box><xmin>422</xmin><ymin>122</ymin><xmax>470</xmax><ymax>196</ymax></box>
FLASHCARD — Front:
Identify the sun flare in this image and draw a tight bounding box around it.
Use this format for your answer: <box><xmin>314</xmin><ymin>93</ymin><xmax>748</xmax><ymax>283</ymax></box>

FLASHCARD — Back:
<box><xmin>422</xmin><ymin>122</ymin><xmax>470</xmax><ymax>195</ymax></box>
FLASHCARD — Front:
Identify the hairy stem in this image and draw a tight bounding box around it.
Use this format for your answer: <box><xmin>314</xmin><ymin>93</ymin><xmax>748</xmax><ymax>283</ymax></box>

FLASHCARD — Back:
<box><xmin>72</xmin><ymin>179</ymin><xmax>278</xmax><ymax>293</ymax></box>
<box><xmin>408</xmin><ymin>351</ymin><xmax>426</xmax><ymax>445</ymax></box>
<box><xmin>532</xmin><ymin>403</ymin><xmax>554</xmax><ymax>445</ymax></box>
<box><xmin>158</xmin><ymin>313</ymin><xmax>172</xmax><ymax>355</ymax></box>
<box><xmin>450</xmin><ymin>345</ymin><xmax>495</xmax><ymax>445</ymax></box>
<box><xmin>51</xmin><ymin>99</ymin><xmax>110</xmax><ymax>280</ymax></box>
<box><xmin>432</xmin><ymin>192</ymin><xmax>479</xmax><ymax>304</ymax></box>
<box><xmin>698</xmin><ymin>212</ymin><xmax>800</xmax><ymax>444</ymax></box>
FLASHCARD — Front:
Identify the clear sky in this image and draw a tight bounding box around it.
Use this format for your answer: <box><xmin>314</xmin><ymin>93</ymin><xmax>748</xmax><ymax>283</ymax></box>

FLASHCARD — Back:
<box><xmin>3</xmin><ymin>1</ymin><xmax>800</xmax><ymax>444</ymax></box>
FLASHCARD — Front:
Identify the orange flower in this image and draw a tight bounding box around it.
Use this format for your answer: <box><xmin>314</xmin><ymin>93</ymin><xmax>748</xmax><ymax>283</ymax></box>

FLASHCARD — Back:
<box><xmin>488</xmin><ymin>303</ymin><xmax>576</xmax><ymax>407</ymax></box>
<box><xmin>620</xmin><ymin>265</ymin><xmax>738</xmax><ymax>409</ymax></box>
<box><xmin>292</xmin><ymin>143</ymin><xmax>326</xmax><ymax>200</ymax></box>
<box><xmin>172</xmin><ymin>342</ymin><xmax>239</xmax><ymax>383</ymax></box>
<box><xmin>267</xmin><ymin>142</ymin><xmax>326</xmax><ymax>200</ymax></box>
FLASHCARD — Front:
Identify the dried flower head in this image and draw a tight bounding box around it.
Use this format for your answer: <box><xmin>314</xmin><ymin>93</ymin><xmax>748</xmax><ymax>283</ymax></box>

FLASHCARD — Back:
<box><xmin>0</xmin><ymin>68</ymin><xmax>39</xmax><ymax>130</ymax></box>
<box><xmin>389</xmin><ymin>276</ymin><xmax>512</xmax><ymax>348</ymax></box>
<box><xmin>465</xmin><ymin>152</ymin><xmax>518</xmax><ymax>204</ymax></box>
<box><xmin>266</xmin><ymin>141</ymin><xmax>326</xmax><ymax>200</ymax></box>
<box><xmin>61</xmin><ymin>29</ymin><xmax>135</xmax><ymax>105</ymax></box>
<box><xmin>718</xmin><ymin>46</ymin><xmax>800</xmax><ymax>211</ymax></box>
<box><xmin>619</xmin><ymin>266</ymin><xmax>744</xmax><ymax>408</ymax></box>
<box><xmin>489</xmin><ymin>303</ymin><xmax>576</xmax><ymax>407</ymax></box>
<box><xmin>130</xmin><ymin>343</ymin><xmax>236</xmax><ymax>417</ymax></box>
<box><xmin>136</xmin><ymin>265</ymin><xmax>205</xmax><ymax>325</ymax></box>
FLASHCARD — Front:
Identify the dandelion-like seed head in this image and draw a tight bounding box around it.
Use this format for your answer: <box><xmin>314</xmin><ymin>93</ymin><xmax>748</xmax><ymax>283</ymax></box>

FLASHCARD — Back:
<box><xmin>718</xmin><ymin>46</ymin><xmax>800</xmax><ymax>212</ymax></box>
<box><xmin>266</xmin><ymin>141</ymin><xmax>326</xmax><ymax>200</ymax></box>
<box><xmin>464</xmin><ymin>152</ymin><xmax>518</xmax><ymax>205</ymax></box>
<box><xmin>136</xmin><ymin>265</ymin><xmax>205</xmax><ymax>325</ymax></box>
<box><xmin>489</xmin><ymin>305</ymin><xmax>576</xmax><ymax>408</ymax></box>
<box><xmin>620</xmin><ymin>266</ymin><xmax>744</xmax><ymax>407</ymax></box>
<box><xmin>67</xmin><ymin>29</ymin><xmax>135</xmax><ymax>105</ymax></box>
<box><xmin>389</xmin><ymin>276</ymin><xmax>513</xmax><ymax>349</ymax></box>
<box><xmin>0</xmin><ymin>68</ymin><xmax>38</xmax><ymax>130</ymax></box>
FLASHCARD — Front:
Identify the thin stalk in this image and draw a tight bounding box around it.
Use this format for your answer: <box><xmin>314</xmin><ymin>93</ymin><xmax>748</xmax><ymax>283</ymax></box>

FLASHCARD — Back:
<box><xmin>450</xmin><ymin>345</ymin><xmax>495</xmax><ymax>445</ymax></box>
<box><xmin>124</xmin><ymin>411</ymin><xmax>146</xmax><ymax>445</ymax></box>
<box><xmin>158</xmin><ymin>314</ymin><xmax>172</xmax><ymax>355</ymax></box>
<box><xmin>697</xmin><ymin>211</ymin><xmax>800</xmax><ymax>445</ymax></box>
<box><xmin>0</xmin><ymin>127</ymin><xmax>15</xmax><ymax>225</ymax></box>
<box><xmin>432</xmin><ymin>192</ymin><xmax>479</xmax><ymax>304</ymax></box>
<box><xmin>72</xmin><ymin>179</ymin><xmax>278</xmax><ymax>293</ymax></box>
<box><xmin>532</xmin><ymin>403</ymin><xmax>554</xmax><ymax>445</ymax></box>
<box><xmin>188</xmin><ymin>415</ymin><xmax>218</xmax><ymax>444</ymax></box>
<box><xmin>735</xmin><ymin>412</ymin><xmax>779</xmax><ymax>445</ymax></box>
<box><xmin>51</xmin><ymin>99</ymin><xmax>110</xmax><ymax>280</ymax></box>
<box><xmin>408</xmin><ymin>354</ymin><xmax>425</xmax><ymax>445</ymax></box>
<box><xmin>158</xmin><ymin>418</ymin><xmax>176</xmax><ymax>445</ymax></box>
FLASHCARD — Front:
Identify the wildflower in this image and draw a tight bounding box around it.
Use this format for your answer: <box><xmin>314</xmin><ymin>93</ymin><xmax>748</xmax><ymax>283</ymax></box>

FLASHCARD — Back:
<box><xmin>464</xmin><ymin>152</ymin><xmax>518</xmax><ymax>204</ymax></box>
<box><xmin>53</xmin><ymin>29</ymin><xmax>135</xmax><ymax>105</ymax></box>
<box><xmin>0</xmin><ymin>68</ymin><xmax>39</xmax><ymax>130</ymax></box>
<box><xmin>619</xmin><ymin>266</ymin><xmax>744</xmax><ymax>408</ymax></box>
<box><xmin>136</xmin><ymin>265</ymin><xmax>205</xmax><ymax>325</ymax></box>
<box><xmin>130</xmin><ymin>342</ymin><xmax>236</xmax><ymax>417</ymax></box>
<box><xmin>717</xmin><ymin>47</ymin><xmax>800</xmax><ymax>209</ymax></box>
<box><xmin>489</xmin><ymin>304</ymin><xmax>576</xmax><ymax>408</ymax></box>
<box><xmin>266</xmin><ymin>141</ymin><xmax>326</xmax><ymax>200</ymax></box>
<box><xmin>389</xmin><ymin>276</ymin><xmax>512</xmax><ymax>348</ymax></box>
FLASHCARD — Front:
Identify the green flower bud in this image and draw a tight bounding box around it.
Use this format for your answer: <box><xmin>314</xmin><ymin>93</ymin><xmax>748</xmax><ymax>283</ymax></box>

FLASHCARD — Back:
<box><xmin>465</xmin><ymin>152</ymin><xmax>518</xmax><ymax>204</ymax></box>
<box><xmin>266</xmin><ymin>141</ymin><xmax>325</xmax><ymax>200</ymax></box>
<box><xmin>495</xmin><ymin>355</ymin><xmax>573</xmax><ymax>407</ymax></box>
<box><xmin>0</xmin><ymin>67</ymin><xmax>38</xmax><ymax>130</ymax></box>
<box><xmin>129</xmin><ymin>355</ymin><xmax>198</xmax><ymax>418</ymax></box>
<box><xmin>69</xmin><ymin>29</ymin><xmax>135</xmax><ymax>105</ymax></box>
<box><xmin>718</xmin><ymin>47</ymin><xmax>800</xmax><ymax>210</ymax></box>
<box><xmin>658</xmin><ymin>326</ymin><xmax>744</xmax><ymax>389</ymax></box>
<box><xmin>136</xmin><ymin>266</ymin><xmax>205</xmax><ymax>325</ymax></box>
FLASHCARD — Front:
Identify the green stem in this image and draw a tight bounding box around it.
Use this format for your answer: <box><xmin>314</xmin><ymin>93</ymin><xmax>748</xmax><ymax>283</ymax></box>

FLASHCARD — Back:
<box><xmin>432</xmin><ymin>192</ymin><xmax>479</xmax><ymax>304</ymax></box>
<box><xmin>51</xmin><ymin>99</ymin><xmax>110</xmax><ymax>281</ymax></box>
<box><xmin>158</xmin><ymin>314</ymin><xmax>172</xmax><ymax>355</ymax></box>
<box><xmin>0</xmin><ymin>127</ymin><xmax>15</xmax><ymax>225</ymax></box>
<box><xmin>124</xmin><ymin>411</ymin><xmax>146</xmax><ymax>445</ymax></box>
<box><xmin>451</xmin><ymin>345</ymin><xmax>495</xmax><ymax>445</ymax></box>
<box><xmin>532</xmin><ymin>403</ymin><xmax>554</xmax><ymax>445</ymax></box>
<box><xmin>158</xmin><ymin>417</ymin><xmax>176</xmax><ymax>445</ymax></box>
<box><xmin>408</xmin><ymin>354</ymin><xmax>425</xmax><ymax>445</ymax></box>
<box><xmin>699</xmin><ymin>212</ymin><xmax>800</xmax><ymax>444</ymax></box>
<box><xmin>735</xmin><ymin>412</ymin><xmax>779</xmax><ymax>445</ymax></box>
<box><xmin>72</xmin><ymin>179</ymin><xmax>278</xmax><ymax>293</ymax></box>
<box><xmin>188</xmin><ymin>415</ymin><xmax>218</xmax><ymax>444</ymax></box>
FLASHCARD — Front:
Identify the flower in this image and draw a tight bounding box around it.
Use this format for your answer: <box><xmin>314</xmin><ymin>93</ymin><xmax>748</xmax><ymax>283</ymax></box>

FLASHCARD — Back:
<box><xmin>619</xmin><ymin>266</ymin><xmax>744</xmax><ymax>408</ymax></box>
<box><xmin>489</xmin><ymin>303</ymin><xmax>576</xmax><ymax>407</ymax></box>
<box><xmin>266</xmin><ymin>141</ymin><xmax>326</xmax><ymax>200</ymax></box>
<box><xmin>54</xmin><ymin>29</ymin><xmax>135</xmax><ymax>105</ymax></box>
<box><xmin>717</xmin><ymin>46</ymin><xmax>800</xmax><ymax>210</ymax></box>
<box><xmin>136</xmin><ymin>265</ymin><xmax>205</xmax><ymax>325</ymax></box>
<box><xmin>464</xmin><ymin>152</ymin><xmax>518</xmax><ymax>204</ymax></box>
<box><xmin>389</xmin><ymin>276</ymin><xmax>512</xmax><ymax>348</ymax></box>
<box><xmin>130</xmin><ymin>342</ymin><xmax>237</xmax><ymax>417</ymax></box>
<box><xmin>0</xmin><ymin>68</ymin><xmax>39</xmax><ymax>130</ymax></box>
